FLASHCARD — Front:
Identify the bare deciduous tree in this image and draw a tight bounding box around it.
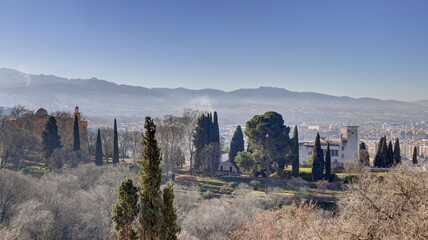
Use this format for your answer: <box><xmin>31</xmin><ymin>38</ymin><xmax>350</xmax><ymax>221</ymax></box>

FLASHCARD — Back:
<box><xmin>101</xmin><ymin>127</ymin><xmax>114</xmax><ymax>163</ymax></box>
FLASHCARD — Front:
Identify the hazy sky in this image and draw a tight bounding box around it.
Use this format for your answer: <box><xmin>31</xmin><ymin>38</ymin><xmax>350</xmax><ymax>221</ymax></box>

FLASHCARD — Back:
<box><xmin>0</xmin><ymin>1</ymin><xmax>427</xmax><ymax>101</ymax></box>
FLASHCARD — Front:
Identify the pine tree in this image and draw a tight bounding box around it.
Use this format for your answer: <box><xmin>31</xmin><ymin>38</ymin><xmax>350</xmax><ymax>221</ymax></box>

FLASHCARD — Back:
<box><xmin>412</xmin><ymin>146</ymin><xmax>418</xmax><ymax>165</ymax></box>
<box><xmin>111</xmin><ymin>179</ymin><xmax>138</xmax><ymax>240</ymax></box>
<box><xmin>42</xmin><ymin>116</ymin><xmax>62</xmax><ymax>159</ymax></box>
<box><xmin>393</xmin><ymin>138</ymin><xmax>401</xmax><ymax>165</ymax></box>
<box><xmin>229</xmin><ymin>125</ymin><xmax>244</xmax><ymax>173</ymax></box>
<box><xmin>73</xmin><ymin>114</ymin><xmax>81</xmax><ymax>151</ymax></box>
<box><xmin>311</xmin><ymin>132</ymin><xmax>324</xmax><ymax>181</ymax></box>
<box><xmin>139</xmin><ymin>117</ymin><xmax>163</xmax><ymax>239</ymax></box>
<box><xmin>113</xmin><ymin>118</ymin><xmax>119</xmax><ymax>164</ymax></box>
<box><xmin>160</xmin><ymin>182</ymin><xmax>180</xmax><ymax>240</ymax></box>
<box><xmin>95</xmin><ymin>129</ymin><xmax>103</xmax><ymax>166</ymax></box>
<box><xmin>386</xmin><ymin>140</ymin><xmax>394</xmax><ymax>167</ymax></box>
<box><xmin>291</xmin><ymin>126</ymin><xmax>300</xmax><ymax>177</ymax></box>
<box><xmin>325</xmin><ymin>142</ymin><xmax>331</xmax><ymax>180</ymax></box>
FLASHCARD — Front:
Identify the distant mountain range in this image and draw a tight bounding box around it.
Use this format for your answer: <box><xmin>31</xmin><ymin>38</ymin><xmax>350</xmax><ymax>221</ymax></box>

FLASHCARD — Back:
<box><xmin>0</xmin><ymin>68</ymin><xmax>427</xmax><ymax>124</ymax></box>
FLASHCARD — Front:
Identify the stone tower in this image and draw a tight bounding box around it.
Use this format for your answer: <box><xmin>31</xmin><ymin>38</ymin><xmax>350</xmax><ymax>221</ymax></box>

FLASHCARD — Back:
<box><xmin>341</xmin><ymin>126</ymin><xmax>360</xmax><ymax>163</ymax></box>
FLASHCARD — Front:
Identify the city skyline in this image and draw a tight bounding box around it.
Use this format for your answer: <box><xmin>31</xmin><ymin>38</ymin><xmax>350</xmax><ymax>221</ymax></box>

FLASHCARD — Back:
<box><xmin>1</xmin><ymin>1</ymin><xmax>428</xmax><ymax>101</ymax></box>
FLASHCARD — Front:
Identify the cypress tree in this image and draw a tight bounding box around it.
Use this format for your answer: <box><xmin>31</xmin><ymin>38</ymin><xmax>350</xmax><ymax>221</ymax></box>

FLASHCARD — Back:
<box><xmin>386</xmin><ymin>140</ymin><xmax>394</xmax><ymax>167</ymax></box>
<box><xmin>311</xmin><ymin>132</ymin><xmax>324</xmax><ymax>181</ymax></box>
<box><xmin>325</xmin><ymin>143</ymin><xmax>331</xmax><ymax>180</ymax></box>
<box><xmin>374</xmin><ymin>136</ymin><xmax>387</xmax><ymax>168</ymax></box>
<box><xmin>42</xmin><ymin>116</ymin><xmax>62</xmax><ymax>159</ymax></box>
<box><xmin>73</xmin><ymin>114</ymin><xmax>81</xmax><ymax>151</ymax></box>
<box><xmin>95</xmin><ymin>129</ymin><xmax>103</xmax><ymax>166</ymax></box>
<box><xmin>211</xmin><ymin>111</ymin><xmax>220</xmax><ymax>172</ymax></box>
<box><xmin>160</xmin><ymin>183</ymin><xmax>180</xmax><ymax>240</ymax></box>
<box><xmin>412</xmin><ymin>146</ymin><xmax>418</xmax><ymax>165</ymax></box>
<box><xmin>111</xmin><ymin>179</ymin><xmax>138</xmax><ymax>240</ymax></box>
<box><xmin>393</xmin><ymin>138</ymin><xmax>401</xmax><ymax>165</ymax></box>
<box><xmin>359</xmin><ymin>142</ymin><xmax>370</xmax><ymax>166</ymax></box>
<box><xmin>113</xmin><ymin>118</ymin><xmax>119</xmax><ymax>164</ymax></box>
<box><xmin>229</xmin><ymin>125</ymin><xmax>244</xmax><ymax>173</ymax></box>
<box><xmin>139</xmin><ymin>117</ymin><xmax>163</xmax><ymax>239</ymax></box>
<box><xmin>213</xmin><ymin>112</ymin><xmax>220</xmax><ymax>144</ymax></box>
<box><xmin>193</xmin><ymin>114</ymin><xmax>207</xmax><ymax>170</ymax></box>
<box><xmin>291</xmin><ymin>126</ymin><xmax>300</xmax><ymax>177</ymax></box>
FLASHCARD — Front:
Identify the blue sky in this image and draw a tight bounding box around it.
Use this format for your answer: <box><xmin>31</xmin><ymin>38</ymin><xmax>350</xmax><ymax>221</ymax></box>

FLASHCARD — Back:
<box><xmin>0</xmin><ymin>1</ymin><xmax>427</xmax><ymax>101</ymax></box>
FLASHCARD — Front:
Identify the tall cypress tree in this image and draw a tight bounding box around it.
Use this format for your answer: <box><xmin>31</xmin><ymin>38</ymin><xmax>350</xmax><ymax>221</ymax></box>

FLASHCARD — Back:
<box><xmin>160</xmin><ymin>182</ymin><xmax>180</xmax><ymax>240</ymax></box>
<box><xmin>386</xmin><ymin>140</ymin><xmax>394</xmax><ymax>167</ymax></box>
<box><xmin>412</xmin><ymin>146</ymin><xmax>418</xmax><ymax>165</ymax></box>
<box><xmin>213</xmin><ymin>112</ymin><xmax>220</xmax><ymax>144</ymax></box>
<box><xmin>42</xmin><ymin>116</ymin><xmax>62</xmax><ymax>159</ymax></box>
<box><xmin>73</xmin><ymin>114</ymin><xmax>81</xmax><ymax>151</ymax></box>
<box><xmin>211</xmin><ymin>111</ymin><xmax>220</xmax><ymax>172</ymax></box>
<box><xmin>193</xmin><ymin>114</ymin><xmax>207</xmax><ymax>170</ymax></box>
<box><xmin>95</xmin><ymin>129</ymin><xmax>103</xmax><ymax>166</ymax></box>
<box><xmin>325</xmin><ymin>143</ymin><xmax>331</xmax><ymax>180</ymax></box>
<box><xmin>291</xmin><ymin>126</ymin><xmax>300</xmax><ymax>177</ymax></box>
<box><xmin>311</xmin><ymin>132</ymin><xmax>324</xmax><ymax>181</ymax></box>
<box><xmin>111</xmin><ymin>179</ymin><xmax>138</xmax><ymax>240</ymax></box>
<box><xmin>374</xmin><ymin>136</ymin><xmax>387</xmax><ymax>168</ymax></box>
<box><xmin>229</xmin><ymin>125</ymin><xmax>244</xmax><ymax>173</ymax></box>
<box><xmin>113</xmin><ymin>118</ymin><xmax>119</xmax><ymax>164</ymax></box>
<box><xmin>359</xmin><ymin>142</ymin><xmax>370</xmax><ymax>166</ymax></box>
<box><xmin>393</xmin><ymin>138</ymin><xmax>401</xmax><ymax>165</ymax></box>
<box><xmin>139</xmin><ymin>117</ymin><xmax>163</xmax><ymax>239</ymax></box>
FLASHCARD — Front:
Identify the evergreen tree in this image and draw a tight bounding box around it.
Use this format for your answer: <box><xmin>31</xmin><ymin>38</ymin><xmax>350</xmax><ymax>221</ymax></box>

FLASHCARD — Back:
<box><xmin>113</xmin><ymin>118</ymin><xmax>119</xmax><ymax>164</ymax></box>
<box><xmin>73</xmin><ymin>114</ymin><xmax>81</xmax><ymax>151</ymax></box>
<box><xmin>213</xmin><ymin>112</ymin><xmax>220</xmax><ymax>144</ymax></box>
<box><xmin>311</xmin><ymin>132</ymin><xmax>324</xmax><ymax>181</ymax></box>
<box><xmin>95</xmin><ymin>129</ymin><xmax>103</xmax><ymax>166</ymax></box>
<box><xmin>111</xmin><ymin>179</ymin><xmax>138</xmax><ymax>240</ymax></box>
<box><xmin>386</xmin><ymin>140</ymin><xmax>394</xmax><ymax>167</ymax></box>
<box><xmin>139</xmin><ymin>117</ymin><xmax>163</xmax><ymax>239</ymax></box>
<box><xmin>374</xmin><ymin>136</ymin><xmax>387</xmax><ymax>168</ymax></box>
<box><xmin>412</xmin><ymin>146</ymin><xmax>418</xmax><ymax>165</ymax></box>
<box><xmin>193</xmin><ymin>114</ymin><xmax>208</xmax><ymax>170</ymax></box>
<box><xmin>160</xmin><ymin>182</ymin><xmax>180</xmax><ymax>240</ymax></box>
<box><xmin>393</xmin><ymin>138</ymin><xmax>401</xmax><ymax>165</ymax></box>
<box><xmin>42</xmin><ymin>116</ymin><xmax>62</xmax><ymax>159</ymax></box>
<box><xmin>229</xmin><ymin>125</ymin><xmax>244</xmax><ymax>173</ymax></box>
<box><xmin>193</xmin><ymin>112</ymin><xmax>221</xmax><ymax>174</ymax></box>
<box><xmin>325</xmin><ymin>143</ymin><xmax>331</xmax><ymax>180</ymax></box>
<box><xmin>359</xmin><ymin>142</ymin><xmax>370</xmax><ymax>166</ymax></box>
<box><xmin>291</xmin><ymin>126</ymin><xmax>300</xmax><ymax>177</ymax></box>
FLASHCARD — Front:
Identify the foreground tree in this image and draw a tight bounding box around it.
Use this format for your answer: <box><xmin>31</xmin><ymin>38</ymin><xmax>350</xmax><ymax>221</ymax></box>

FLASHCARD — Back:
<box><xmin>311</xmin><ymin>132</ymin><xmax>324</xmax><ymax>181</ymax></box>
<box><xmin>42</xmin><ymin>116</ymin><xmax>62</xmax><ymax>159</ymax></box>
<box><xmin>412</xmin><ymin>146</ymin><xmax>418</xmax><ymax>165</ymax></box>
<box><xmin>113</xmin><ymin>119</ymin><xmax>119</xmax><ymax>164</ymax></box>
<box><xmin>291</xmin><ymin>126</ymin><xmax>299</xmax><ymax>177</ymax></box>
<box><xmin>73</xmin><ymin>115</ymin><xmax>81</xmax><ymax>151</ymax></box>
<box><xmin>229</xmin><ymin>125</ymin><xmax>244</xmax><ymax>173</ymax></box>
<box><xmin>139</xmin><ymin>117</ymin><xmax>163</xmax><ymax>239</ymax></box>
<box><xmin>393</xmin><ymin>138</ymin><xmax>401</xmax><ymax>165</ymax></box>
<box><xmin>111</xmin><ymin>179</ymin><xmax>138</xmax><ymax>240</ymax></box>
<box><xmin>95</xmin><ymin>129</ymin><xmax>103</xmax><ymax>166</ymax></box>
<box><xmin>160</xmin><ymin>183</ymin><xmax>180</xmax><ymax>240</ymax></box>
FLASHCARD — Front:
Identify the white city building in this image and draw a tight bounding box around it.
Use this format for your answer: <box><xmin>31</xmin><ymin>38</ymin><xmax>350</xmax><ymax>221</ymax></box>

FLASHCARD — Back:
<box><xmin>299</xmin><ymin>126</ymin><xmax>360</xmax><ymax>168</ymax></box>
